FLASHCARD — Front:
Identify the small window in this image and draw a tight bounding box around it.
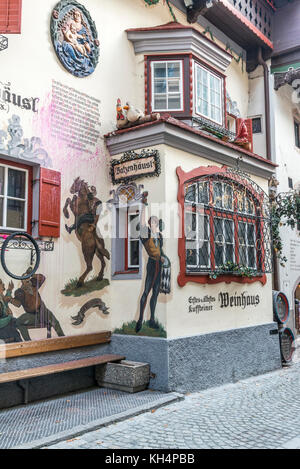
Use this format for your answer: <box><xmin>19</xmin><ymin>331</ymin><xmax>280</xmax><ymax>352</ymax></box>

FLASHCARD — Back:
<box><xmin>127</xmin><ymin>210</ymin><xmax>140</xmax><ymax>269</ymax></box>
<box><xmin>195</xmin><ymin>63</ymin><xmax>223</xmax><ymax>125</ymax></box>
<box><xmin>252</xmin><ymin>117</ymin><xmax>262</xmax><ymax>134</ymax></box>
<box><xmin>288</xmin><ymin>177</ymin><xmax>293</xmax><ymax>189</ymax></box>
<box><xmin>0</xmin><ymin>163</ymin><xmax>28</xmax><ymax>231</ymax></box>
<box><xmin>295</xmin><ymin>121</ymin><xmax>300</xmax><ymax>148</ymax></box>
<box><xmin>151</xmin><ymin>60</ymin><xmax>183</xmax><ymax>112</ymax></box>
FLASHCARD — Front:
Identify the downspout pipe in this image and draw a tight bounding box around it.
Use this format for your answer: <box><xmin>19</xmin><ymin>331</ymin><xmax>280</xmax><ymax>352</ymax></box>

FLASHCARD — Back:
<box><xmin>257</xmin><ymin>46</ymin><xmax>272</xmax><ymax>161</ymax></box>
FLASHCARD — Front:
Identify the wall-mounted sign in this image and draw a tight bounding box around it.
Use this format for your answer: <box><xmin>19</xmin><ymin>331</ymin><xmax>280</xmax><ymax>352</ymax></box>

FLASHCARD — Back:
<box><xmin>187</xmin><ymin>291</ymin><xmax>260</xmax><ymax>314</ymax></box>
<box><xmin>111</xmin><ymin>149</ymin><xmax>161</xmax><ymax>185</ymax></box>
<box><xmin>50</xmin><ymin>0</ymin><xmax>100</xmax><ymax>77</ymax></box>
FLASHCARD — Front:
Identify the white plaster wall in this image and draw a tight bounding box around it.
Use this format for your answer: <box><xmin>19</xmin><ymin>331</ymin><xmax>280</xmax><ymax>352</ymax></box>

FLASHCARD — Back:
<box><xmin>0</xmin><ymin>0</ymin><xmax>260</xmax><ymax>341</ymax></box>
<box><xmin>271</xmin><ymin>82</ymin><xmax>300</xmax><ymax>319</ymax></box>
<box><xmin>163</xmin><ymin>146</ymin><xmax>273</xmax><ymax>339</ymax></box>
<box><xmin>248</xmin><ymin>65</ymin><xmax>266</xmax><ymax>158</ymax></box>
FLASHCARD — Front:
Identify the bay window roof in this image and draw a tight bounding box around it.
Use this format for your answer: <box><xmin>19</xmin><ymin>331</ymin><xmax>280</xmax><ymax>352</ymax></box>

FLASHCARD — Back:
<box><xmin>126</xmin><ymin>21</ymin><xmax>232</xmax><ymax>73</ymax></box>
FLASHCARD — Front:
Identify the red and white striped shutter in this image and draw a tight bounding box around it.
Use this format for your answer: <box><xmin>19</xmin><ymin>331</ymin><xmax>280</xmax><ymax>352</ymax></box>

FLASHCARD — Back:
<box><xmin>0</xmin><ymin>0</ymin><xmax>22</xmax><ymax>34</ymax></box>
<box><xmin>38</xmin><ymin>168</ymin><xmax>61</xmax><ymax>238</ymax></box>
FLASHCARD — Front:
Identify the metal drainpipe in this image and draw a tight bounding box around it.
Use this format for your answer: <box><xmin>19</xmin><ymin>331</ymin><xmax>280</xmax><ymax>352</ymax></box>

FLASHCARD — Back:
<box><xmin>257</xmin><ymin>46</ymin><xmax>272</xmax><ymax>161</ymax></box>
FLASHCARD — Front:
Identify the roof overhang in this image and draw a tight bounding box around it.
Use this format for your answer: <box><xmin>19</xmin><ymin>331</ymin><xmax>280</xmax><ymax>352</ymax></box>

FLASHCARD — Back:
<box><xmin>126</xmin><ymin>22</ymin><xmax>232</xmax><ymax>73</ymax></box>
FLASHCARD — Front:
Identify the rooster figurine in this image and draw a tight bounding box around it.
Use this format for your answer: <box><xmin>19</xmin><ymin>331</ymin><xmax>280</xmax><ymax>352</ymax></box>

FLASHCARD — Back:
<box><xmin>116</xmin><ymin>98</ymin><xmax>128</xmax><ymax>129</ymax></box>
<box><xmin>123</xmin><ymin>102</ymin><xmax>145</xmax><ymax>124</ymax></box>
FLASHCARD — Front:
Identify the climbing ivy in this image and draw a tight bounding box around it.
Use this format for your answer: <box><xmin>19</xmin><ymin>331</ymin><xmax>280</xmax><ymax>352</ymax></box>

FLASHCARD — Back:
<box><xmin>143</xmin><ymin>0</ymin><xmax>178</xmax><ymax>22</ymax></box>
<box><xmin>271</xmin><ymin>191</ymin><xmax>300</xmax><ymax>266</ymax></box>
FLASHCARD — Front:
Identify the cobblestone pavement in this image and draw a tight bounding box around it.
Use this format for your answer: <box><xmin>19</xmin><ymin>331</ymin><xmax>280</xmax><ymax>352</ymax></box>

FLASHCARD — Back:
<box><xmin>46</xmin><ymin>358</ymin><xmax>300</xmax><ymax>449</ymax></box>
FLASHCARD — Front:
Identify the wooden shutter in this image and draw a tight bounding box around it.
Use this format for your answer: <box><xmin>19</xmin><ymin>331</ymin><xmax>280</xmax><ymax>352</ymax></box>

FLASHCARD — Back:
<box><xmin>39</xmin><ymin>168</ymin><xmax>61</xmax><ymax>238</ymax></box>
<box><xmin>236</xmin><ymin>118</ymin><xmax>253</xmax><ymax>152</ymax></box>
<box><xmin>0</xmin><ymin>0</ymin><xmax>22</xmax><ymax>34</ymax></box>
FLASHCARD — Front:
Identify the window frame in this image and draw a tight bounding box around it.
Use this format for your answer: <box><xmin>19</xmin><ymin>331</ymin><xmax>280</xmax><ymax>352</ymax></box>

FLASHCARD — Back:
<box><xmin>110</xmin><ymin>185</ymin><xmax>143</xmax><ymax>280</ymax></box>
<box><xmin>177</xmin><ymin>165</ymin><xmax>267</xmax><ymax>287</ymax></box>
<box><xmin>126</xmin><ymin>208</ymin><xmax>140</xmax><ymax>271</ymax></box>
<box><xmin>0</xmin><ymin>158</ymin><xmax>32</xmax><ymax>234</ymax></box>
<box><xmin>150</xmin><ymin>59</ymin><xmax>184</xmax><ymax>113</ymax></box>
<box><xmin>193</xmin><ymin>61</ymin><xmax>225</xmax><ymax>126</ymax></box>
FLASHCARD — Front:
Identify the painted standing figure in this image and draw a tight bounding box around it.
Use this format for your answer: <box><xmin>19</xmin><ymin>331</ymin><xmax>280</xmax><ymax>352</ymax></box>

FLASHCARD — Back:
<box><xmin>136</xmin><ymin>197</ymin><xmax>165</xmax><ymax>333</ymax></box>
<box><xmin>9</xmin><ymin>272</ymin><xmax>65</xmax><ymax>341</ymax></box>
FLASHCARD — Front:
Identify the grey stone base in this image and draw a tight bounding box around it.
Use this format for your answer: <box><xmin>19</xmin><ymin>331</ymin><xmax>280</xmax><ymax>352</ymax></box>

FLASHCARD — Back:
<box><xmin>0</xmin><ymin>322</ymin><xmax>282</xmax><ymax>408</ymax></box>
<box><xmin>109</xmin><ymin>322</ymin><xmax>282</xmax><ymax>393</ymax></box>
<box><xmin>95</xmin><ymin>360</ymin><xmax>150</xmax><ymax>393</ymax></box>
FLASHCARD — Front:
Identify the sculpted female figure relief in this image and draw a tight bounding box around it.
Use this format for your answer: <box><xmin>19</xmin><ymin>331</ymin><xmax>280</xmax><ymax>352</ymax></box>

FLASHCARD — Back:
<box><xmin>51</xmin><ymin>0</ymin><xmax>100</xmax><ymax>77</ymax></box>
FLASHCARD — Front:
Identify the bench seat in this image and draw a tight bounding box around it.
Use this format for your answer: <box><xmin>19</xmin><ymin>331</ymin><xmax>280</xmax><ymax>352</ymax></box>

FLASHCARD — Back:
<box><xmin>0</xmin><ymin>354</ymin><xmax>125</xmax><ymax>404</ymax></box>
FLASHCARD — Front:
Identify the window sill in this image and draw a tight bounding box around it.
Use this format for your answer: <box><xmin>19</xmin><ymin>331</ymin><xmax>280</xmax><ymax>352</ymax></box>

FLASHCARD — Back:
<box><xmin>178</xmin><ymin>271</ymin><xmax>267</xmax><ymax>287</ymax></box>
<box><xmin>112</xmin><ymin>270</ymin><xmax>142</xmax><ymax>281</ymax></box>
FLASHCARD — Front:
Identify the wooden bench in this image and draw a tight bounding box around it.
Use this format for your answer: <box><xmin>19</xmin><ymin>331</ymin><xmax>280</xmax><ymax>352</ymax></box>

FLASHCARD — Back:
<box><xmin>0</xmin><ymin>332</ymin><xmax>125</xmax><ymax>405</ymax></box>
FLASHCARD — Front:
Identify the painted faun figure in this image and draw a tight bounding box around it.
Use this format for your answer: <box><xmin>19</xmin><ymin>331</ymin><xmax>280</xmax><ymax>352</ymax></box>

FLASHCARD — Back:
<box><xmin>8</xmin><ymin>272</ymin><xmax>65</xmax><ymax>341</ymax></box>
<box><xmin>136</xmin><ymin>195</ymin><xmax>165</xmax><ymax>333</ymax></box>
<box><xmin>63</xmin><ymin>177</ymin><xmax>110</xmax><ymax>287</ymax></box>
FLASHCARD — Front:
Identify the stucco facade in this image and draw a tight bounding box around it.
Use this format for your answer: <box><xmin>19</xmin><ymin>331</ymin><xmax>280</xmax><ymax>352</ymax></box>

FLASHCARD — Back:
<box><xmin>0</xmin><ymin>0</ymin><xmax>283</xmax><ymax>395</ymax></box>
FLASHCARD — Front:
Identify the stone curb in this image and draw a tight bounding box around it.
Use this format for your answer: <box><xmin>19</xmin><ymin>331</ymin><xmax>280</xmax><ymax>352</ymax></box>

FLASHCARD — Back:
<box><xmin>13</xmin><ymin>392</ymin><xmax>184</xmax><ymax>449</ymax></box>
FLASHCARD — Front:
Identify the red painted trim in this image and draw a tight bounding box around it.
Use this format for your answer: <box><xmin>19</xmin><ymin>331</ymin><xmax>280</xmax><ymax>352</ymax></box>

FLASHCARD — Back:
<box><xmin>0</xmin><ymin>157</ymin><xmax>32</xmax><ymax>234</ymax></box>
<box><xmin>176</xmin><ymin>165</ymin><xmax>267</xmax><ymax>287</ymax></box>
<box><xmin>219</xmin><ymin>0</ymin><xmax>273</xmax><ymax>50</ymax></box>
<box><xmin>189</xmin><ymin>54</ymin><xmax>193</xmax><ymax>116</ymax></box>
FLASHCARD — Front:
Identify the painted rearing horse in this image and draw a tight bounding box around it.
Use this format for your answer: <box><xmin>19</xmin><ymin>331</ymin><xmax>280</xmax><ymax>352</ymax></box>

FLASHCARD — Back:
<box><xmin>63</xmin><ymin>177</ymin><xmax>110</xmax><ymax>287</ymax></box>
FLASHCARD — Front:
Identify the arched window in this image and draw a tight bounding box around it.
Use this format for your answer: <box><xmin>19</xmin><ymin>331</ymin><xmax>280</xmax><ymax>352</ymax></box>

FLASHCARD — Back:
<box><xmin>177</xmin><ymin>165</ymin><xmax>272</xmax><ymax>286</ymax></box>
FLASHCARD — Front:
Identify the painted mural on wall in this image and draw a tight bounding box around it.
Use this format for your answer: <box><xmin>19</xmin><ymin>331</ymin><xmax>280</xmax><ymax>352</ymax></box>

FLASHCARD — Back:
<box><xmin>62</xmin><ymin>176</ymin><xmax>110</xmax><ymax>296</ymax></box>
<box><xmin>136</xmin><ymin>199</ymin><xmax>171</xmax><ymax>334</ymax></box>
<box><xmin>51</xmin><ymin>0</ymin><xmax>100</xmax><ymax>77</ymax></box>
<box><xmin>0</xmin><ymin>114</ymin><xmax>52</xmax><ymax>167</ymax></box>
<box><xmin>0</xmin><ymin>272</ymin><xmax>65</xmax><ymax>343</ymax></box>
<box><xmin>114</xmin><ymin>192</ymin><xmax>171</xmax><ymax>338</ymax></box>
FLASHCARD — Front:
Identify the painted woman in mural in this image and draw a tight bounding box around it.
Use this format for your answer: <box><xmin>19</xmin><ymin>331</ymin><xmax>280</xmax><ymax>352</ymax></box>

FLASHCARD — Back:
<box><xmin>63</xmin><ymin>177</ymin><xmax>110</xmax><ymax>289</ymax></box>
<box><xmin>51</xmin><ymin>1</ymin><xmax>100</xmax><ymax>77</ymax></box>
<box><xmin>136</xmin><ymin>196</ymin><xmax>170</xmax><ymax>333</ymax></box>
<box><xmin>8</xmin><ymin>271</ymin><xmax>65</xmax><ymax>341</ymax></box>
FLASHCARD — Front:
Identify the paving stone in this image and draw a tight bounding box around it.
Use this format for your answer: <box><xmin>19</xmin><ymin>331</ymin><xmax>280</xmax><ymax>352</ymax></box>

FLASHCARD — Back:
<box><xmin>44</xmin><ymin>357</ymin><xmax>300</xmax><ymax>449</ymax></box>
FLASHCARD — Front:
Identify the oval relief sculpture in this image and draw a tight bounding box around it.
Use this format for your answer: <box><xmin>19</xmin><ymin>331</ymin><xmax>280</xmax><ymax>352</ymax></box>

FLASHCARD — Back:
<box><xmin>50</xmin><ymin>0</ymin><xmax>99</xmax><ymax>77</ymax></box>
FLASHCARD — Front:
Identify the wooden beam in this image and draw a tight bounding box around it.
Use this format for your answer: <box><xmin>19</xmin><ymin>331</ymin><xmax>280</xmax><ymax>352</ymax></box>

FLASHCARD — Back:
<box><xmin>0</xmin><ymin>332</ymin><xmax>111</xmax><ymax>358</ymax></box>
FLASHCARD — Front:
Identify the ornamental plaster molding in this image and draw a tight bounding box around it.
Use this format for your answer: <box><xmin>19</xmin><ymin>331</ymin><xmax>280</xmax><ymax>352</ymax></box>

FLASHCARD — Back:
<box><xmin>127</xmin><ymin>26</ymin><xmax>232</xmax><ymax>72</ymax></box>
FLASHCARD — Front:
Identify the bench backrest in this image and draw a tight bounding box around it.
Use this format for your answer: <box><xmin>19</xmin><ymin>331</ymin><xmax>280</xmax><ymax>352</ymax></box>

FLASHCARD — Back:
<box><xmin>0</xmin><ymin>332</ymin><xmax>111</xmax><ymax>358</ymax></box>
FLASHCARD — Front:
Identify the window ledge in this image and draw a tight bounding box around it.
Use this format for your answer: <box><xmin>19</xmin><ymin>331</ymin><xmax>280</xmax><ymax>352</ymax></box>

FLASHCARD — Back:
<box><xmin>178</xmin><ymin>271</ymin><xmax>267</xmax><ymax>287</ymax></box>
<box><xmin>105</xmin><ymin>115</ymin><xmax>276</xmax><ymax>179</ymax></box>
<box><xmin>112</xmin><ymin>271</ymin><xmax>142</xmax><ymax>281</ymax></box>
